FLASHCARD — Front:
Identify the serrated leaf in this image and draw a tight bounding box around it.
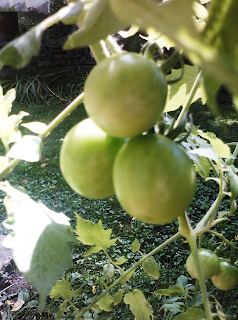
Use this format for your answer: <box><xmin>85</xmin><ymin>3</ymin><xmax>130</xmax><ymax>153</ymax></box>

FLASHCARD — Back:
<box><xmin>64</xmin><ymin>0</ymin><xmax>126</xmax><ymax>49</ymax></box>
<box><xmin>176</xmin><ymin>275</ymin><xmax>188</xmax><ymax>288</ymax></box>
<box><xmin>142</xmin><ymin>256</ymin><xmax>160</xmax><ymax>280</ymax></box>
<box><xmin>113</xmin><ymin>289</ymin><xmax>124</xmax><ymax>305</ymax></box>
<box><xmin>228</xmin><ymin>167</ymin><xmax>238</xmax><ymax>201</ymax></box>
<box><xmin>75</xmin><ymin>213</ymin><xmax>117</xmax><ymax>253</ymax></box>
<box><xmin>0</xmin><ymin>181</ymin><xmax>72</xmax><ymax>310</ymax></box>
<box><xmin>154</xmin><ymin>285</ymin><xmax>183</xmax><ymax>297</ymax></box>
<box><xmin>199</xmin><ymin>132</ymin><xmax>230</xmax><ymax>158</ymax></box>
<box><xmin>21</xmin><ymin>122</ymin><xmax>48</xmax><ymax>135</ymax></box>
<box><xmin>96</xmin><ymin>294</ymin><xmax>114</xmax><ymax>312</ymax></box>
<box><xmin>7</xmin><ymin>135</ymin><xmax>43</xmax><ymax>162</ymax></box>
<box><xmin>165</xmin><ymin>65</ymin><xmax>202</xmax><ymax>112</ymax></box>
<box><xmin>124</xmin><ymin>289</ymin><xmax>153</xmax><ymax>320</ymax></box>
<box><xmin>174</xmin><ymin>307</ymin><xmax>206</xmax><ymax>320</ymax></box>
<box><xmin>131</xmin><ymin>238</ymin><xmax>140</xmax><ymax>253</ymax></box>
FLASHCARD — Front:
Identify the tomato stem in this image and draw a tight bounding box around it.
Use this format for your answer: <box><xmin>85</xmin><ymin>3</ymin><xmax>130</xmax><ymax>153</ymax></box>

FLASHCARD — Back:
<box><xmin>174</xmin><ymin>70</ymin><xmax>202</xmax><ymax>128</ymax></box>
<box><xmin>178</xmin><ymin>213</ymin><xmax>213</xmax><ymax>320</ymax></box>
<box><xmin>77</xmin><ymin>232</ymin><xmax>181</xmax><ymax>318</ymax></box>
<box><xmin>89</xmin><ymin>41</ymin><xmax>111</xmax><ymax>63</ymax></box>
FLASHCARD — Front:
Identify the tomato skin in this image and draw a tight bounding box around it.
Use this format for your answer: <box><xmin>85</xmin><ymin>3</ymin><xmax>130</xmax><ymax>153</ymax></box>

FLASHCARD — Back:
<box><xmin>186</xmin><ymin>249</ymin><xmax>220</xmax><ymax>280</ymax></box>
<box><xmin>113</xmin><ymin>134</ymin><xmax>196</xmax><ymax>224</ymax></box>
<box><xmin>60</xmin><ymin>118</ymin><xmax>125</xmax><ymax>199</ymax></box>
<box><xmin>84</xmin><ymin>53</ymin><xmax>167</xmax><ymax>138</ymax></box>
<box><xmin>211</xmin><ymin>260</ymin><xmax>238</xmax><ymax>290</ymax></box>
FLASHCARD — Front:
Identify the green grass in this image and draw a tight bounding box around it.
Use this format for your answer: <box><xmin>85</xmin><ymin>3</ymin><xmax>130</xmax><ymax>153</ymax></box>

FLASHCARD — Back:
<box><xmin>0</xmin><ymin>96</ymin><xmax>237</xmax><ymax>319</ymax></box>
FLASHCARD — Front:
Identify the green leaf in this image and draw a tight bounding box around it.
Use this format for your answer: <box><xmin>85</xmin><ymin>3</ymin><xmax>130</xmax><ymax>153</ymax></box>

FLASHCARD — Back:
<box><xmin>174</xmin><ymin>308</ymin><xmax>206</xmax><ymax>320</ymax></box>
<box><xmin>131</xmin><ymin>238</ymin><xmax>140</xmax><ymax>253</ymax></box>
<box><xmin>64</xmin><ymin>0</ymin><xmax>126</xmax><ymax>49</ymax></box>
<box><xmin>21</xmin><ymin>122</ymin><xmax>48</xmax><ymax>135</ymax></box>
<box><xmin>50</xmin><ymin>280</ymin><xmax>82</xmax><ymax>300</ymax></box>
<box><xmin>189</xmin><ymin>148</ymin><xmax>219</xmax><ymax>162</ymax></box>
<box><xmin>116</xmin><ymin>257</ymin><xmax>128</xmax><ymax>265</ymax></box>
<box><xmin>109</xmin><ymin>0</ymin><xmax>238</xmax><ymax>96</ymax></box>
<box><xmin>201</xmin><ymin>73</ymin><xmax>221</xmax><ymax>116</ymax></box>
<box><xmin>113</xmin><ymin>289</ymin><xmax>124</xmax><ymax>305</ymax></box>
<box><xmin>123</xmin><ymin>269</ymin><xmax>135</xmax><ymax>282</ymax></box>
<box><xmin>176</xmin><ymin>275</ymin><xmax>188</xmax><ymax>288</ymax></box>
<box><xmin>194</xmin><ymin>156</ymin><xmax>211</xmax><ymax>178</ymax></box>
<box><xmin>96</xmin><ymin>294</ymin><xmax>114</xmax><ymax>312</ymax></box>
<box><xmin>142</xmin><ymin>256</ymin><xmax>160</xmax><ymax>280</ymax></box>
<box><xmin>154</xmin><ymin>285</ymin><xmax>183</xmax><ymax>297</ymax></box>
<box><xmin>56</xmin><ymin>301</ymin><xmax>67</xmax><ymax>320</ymax></box>
<box><xmin>124</xmin><ymin>289</ymin><xmax>153</xmax><ymax>320</ymax></box>
<box><xmin>199</xmin><ymin>132</ymin><xmax>231</xmax><ymax>158</ymax></box>
<box><xmin>165</xmin><ymin>65</ymin><xmax>202</xmax><ymax>112</ymax></box>
<box><xmin>228</xmin><ymin>167</ymin><xmax>238</xmax><ymax>201</ymax></box>
<box><xmin>75</xmin><ymin>213</ymin><xmax>117</xmax><ymax>254</ymax></box>
<box><xmin>0</xmin><ymin>181</ymin><xmax>72</xmax><ymax>310</ymax></box>
<box><xmin>7</xmin><ymin>135</ymin><xmax>43</xmax><ymax>162</ymax></box>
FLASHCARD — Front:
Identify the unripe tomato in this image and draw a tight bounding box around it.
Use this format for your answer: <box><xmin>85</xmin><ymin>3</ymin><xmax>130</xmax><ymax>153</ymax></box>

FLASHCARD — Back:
<box><xmin>84</xmin><ymin>53</ymin><xmax>167</xmax><ymax>138</ymax></box>
<box><xmin>113</xmin><ymin>134</ymin><xmax>196</xmax><ymax>224</ymax></box>
<box><xmin>186</xmin><ymin>249</ymin><xmax>220</xmax><ymax>280</ymax></box>
<box><xmin>60</xmin><ymin>118</ymin><xmax>125</xmax><ymax>199</ymax></box>
<box><xmin>211</xmin><ymin>260</ymin><xmax>238</xmax><ymax>290</ymax></box>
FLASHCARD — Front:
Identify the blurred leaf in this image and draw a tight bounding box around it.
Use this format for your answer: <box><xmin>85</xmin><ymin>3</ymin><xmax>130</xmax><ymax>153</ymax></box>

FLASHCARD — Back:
<box><xmin>165</xmin><ymin>65</ymin><xmax>202</xmax><ymax>112</ymax></box>
<box><xmin>96</xmin><ymin>294</ymin><xmax>114</xmax><ymax>312</ymax></box>
<box><xmin>64</xmin><ymin>0</ymin><xmax>126</xmax><ymax>49</ymax></box>
<box><xmin>21</xmin><ymin>122</ymin><xmax>48</xmax><ymax>135</ymax></box>
<box><xmin>118</xmin><ymin>25</ymin><xmax>139</xmax><ymax>38</ymax></box>
<box><xmin>50</xmin><ymin>280</ymin><xmax>82</xmax><ymax>299</ymax></box>
<box><xmin>116</xmin><ymin>257</ymin><xmax>128</xmax><ymax>265</ymax></box>
<box><xmin>123</xmin><ymin>269</ymin><xmax>135</xmax><ymax>282</ymax></box>
<box><xmin>113</xmin><ymin>289</ymin><xmax>124</xmax><ymax>305</ymax></box>
<box><xmin>0</xmin><ymin>156</ymin><xmax>9</xmax><ymax>173</ymax></box>
<box><xmin>199</xmin><ymin>132</ymin><xmax>231</xmax><ymax>158</ymax></box>
<box><xmin>189</xmin><ymin>148</ymin><xmax>218</xmax><ymax>161</ymax></box>
<box><xmin>131</xmin><ymin>238</ymin><xmax>140</xmax><ymax>253</ymax></box>
<box><xmin>124</xmin><ymin>289</ymin><xmax>153</xmax><ymax>320</ymax></box>
<box><xmin>176</xmin><ymin>275</ymin><xmax>188</xmax><ymax>289</ymax></box>
<box><xmin>154</xmin><ymin>285</ymin><xmax>183</xmax><ymax>297</ymax></box>
<box><xmin>7</xmin><ymin>135</ymin><xmax>43</xmax><ymax>162</ymax></box>
<box><xmin>194</xmin><ymin>156</ymin><xmax>211</xmax><ymax>178</ymax></box>
<box><xmin>201</xmin><ymin>73</ymin><xmax>221</xmax><ymax>116</ymax></box>
<box><xmin>142</xmin><ymin>256</ymin><xmax>160</xmax><ymax>279</ymax></box>
<box><xmin>174</xmin><ymin>307</ymin><xmax>206</xmax><ymax>319</ymax></box>
<box><xmin>11</xmin><ymin>299</ymin><xmax>24</xmax><ymax>312</ymax></box>
<box><xmin>228</xmin><ymin>167</ymin><xmax>238</xmax><ymax>201</ymax></box>
<box><xmin>60</xmin><ymin>1</ymin><xmax>84</xmax><ymax>24</ymax></box>
<box><xmin>56</xmin><ymin>301</ymin><xmax>67</xmax><ymax>320</ymax></box>
<box><xmin>75</xmin><ymin>214</ymin><xmax>117</xmax><ymax>255</ymax></box>
<box><xmin>0</xmin><ymin>181</ymin><xmax>72</xmax><ymax>310</ymax></box>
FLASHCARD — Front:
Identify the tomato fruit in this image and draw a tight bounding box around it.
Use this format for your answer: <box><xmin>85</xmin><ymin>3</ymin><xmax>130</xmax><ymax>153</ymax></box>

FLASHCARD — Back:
<box><xmin>186</xmin><ymin>249</ymin><xmax>220</xmax><ymax>280</ymax></box>
<box><xmin>84</xmin><ymin>53</ymin><xmax>167</xmax><ymax>138</ymax></box>
<box><xmin>211</xmin><ymin>259</ymin><xmax>238</xmax><ymax>290</ymax></box>
<box><xmin>60</xmin><ymin>118</ymin><xmax>125</xmax><ymax>199</ymax></box>
<box><xmin>113</xmin><ymin>134</ymin><xmax>196</xmax><ymax>224</ymax></box>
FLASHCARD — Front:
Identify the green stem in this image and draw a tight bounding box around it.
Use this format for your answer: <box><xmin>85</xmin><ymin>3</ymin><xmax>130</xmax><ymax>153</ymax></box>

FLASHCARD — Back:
<box><xmin>106</xmin><ymin>36</ymin><xmax>123</xmax><ymax>54</ymax></box>
<box><xmin>77</xmin><ymin>232</ymin><xmax>181</xmax><ymax>318</ymax></box>
<box><xmin>0</xmin><ymin>92</ymin><xmax>84</xmax><ymax>181</ymax></box>
<box><xmin>89</xmin><ymin>41</ymin><xmax>110</xmax><ymax>63</ymax></box>
<box><xmin>175</xmin><ymin>70</ymin><xmax>202</xmax><ymax>128</ymax></box>
<box><xmin>195</xmin><ymin>158</ymin><xmax>224</xmax><ymax>234</ymax></box>
<box><xmin>39</xmin><ymin>92</ymin><xmax>84</xmax><ymax>139</ymax></box>
<box><xmin>104</xmin><ymin>249</ymin><xmax>124</xmax><ymax>275</ymax></box>
<box><xmin>209</xmin><ymin>230</ymin><xmax>238</xmax><ymax>251</ymax></box>
<box><xmin>178</xmin><ymin>213</ymin><xmax>212</xmax><ymax>320</ymax></box>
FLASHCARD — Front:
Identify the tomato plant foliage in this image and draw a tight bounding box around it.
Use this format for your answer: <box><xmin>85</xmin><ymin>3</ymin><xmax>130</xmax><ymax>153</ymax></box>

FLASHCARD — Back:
<box><xmin>0</xmin><ymin>0</ymin><xmax>238</xmax><ymax>319</ymax></box>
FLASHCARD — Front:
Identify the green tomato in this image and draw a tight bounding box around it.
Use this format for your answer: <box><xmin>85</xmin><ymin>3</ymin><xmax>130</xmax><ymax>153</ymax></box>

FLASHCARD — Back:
<box><xmin>186</xmin><ymin>249</ymin><xmax>220</xmax><ymax>280</ymax></box>
<box><xmin>113</xmin><ymin>134</ymin><xmax>196</xmax><ymax>224</ymax></box>
<box><xmin>60</xmin><ymin>118</ymin><xmax>125</xmax><ymax>199</ymax></box>
<box><xmin>211</xmin><ymin>260</ymin><xmax>238</xmax><ymax>290</ymax></box>
<box><xmin>84</xmin><ymin>53</ymin><xmax>167</xmax><ymax>138</ymax></box>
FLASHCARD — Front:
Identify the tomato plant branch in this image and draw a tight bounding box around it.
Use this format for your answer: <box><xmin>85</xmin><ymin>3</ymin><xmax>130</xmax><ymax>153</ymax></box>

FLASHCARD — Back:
<box><xmin>195</xmin><ymin>158</ymin><xmax>224</xmax><ymax>234</ymax></box>
<box><xmin>178</xmin><ymin>213</ymin><xmax>213</xmax><ymax>320</ymax></box>
<box><xmin>175</xmin><ymin>70</ymin><xmax>202</xmax><ymax>129</ymax></box>
<box><xmin>208</xmin><ymin>230</ymin><xmax>238</xmax><ymax>251</ymax></box>
<box><xmin>89</xmin><ymin>41</ymin><xmax>110</xmax><ymax>63</ymax></box>
<box><xmin>105</xmin><ymin>36</ymin><xmax>123</xmax><ymax>54</ymax></box>
<box><xmin>77</xmin><ymin>232</ymin><xmax>181</xmax><ymax>318</ymax></box>
<box><xmin>103</xmin><ymin>249</ymin><xmax>124</xmax><ymax>275</ymax></box>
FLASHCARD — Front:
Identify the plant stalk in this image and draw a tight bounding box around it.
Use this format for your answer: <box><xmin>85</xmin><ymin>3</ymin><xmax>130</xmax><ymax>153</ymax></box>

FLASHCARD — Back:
<box><xmin>77</xmin><ymin>232</ymin><xmax>181</xmax><ymax>318</ymax></box>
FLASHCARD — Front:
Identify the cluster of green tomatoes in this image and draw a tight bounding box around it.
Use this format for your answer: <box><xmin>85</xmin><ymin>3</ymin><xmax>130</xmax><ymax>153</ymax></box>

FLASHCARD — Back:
<box><xmin>60</xmin><ymin>52</ymin><xmax>196</xmax><ymax>225</ymax></box>
<box><xmin>186</xmin><ymin>248</ymin><xmax>238</xmax><ymax>291</ymax></box>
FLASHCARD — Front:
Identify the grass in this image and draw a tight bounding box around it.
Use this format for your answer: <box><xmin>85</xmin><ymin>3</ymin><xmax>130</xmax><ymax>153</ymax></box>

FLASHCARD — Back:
<box><xmin>0</xmin><ymin>92</ymin><xmax>237</xmax><ymax>319</ymax></box>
